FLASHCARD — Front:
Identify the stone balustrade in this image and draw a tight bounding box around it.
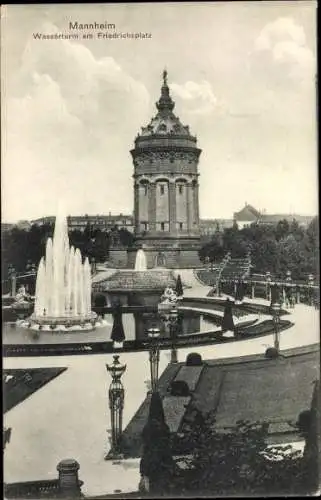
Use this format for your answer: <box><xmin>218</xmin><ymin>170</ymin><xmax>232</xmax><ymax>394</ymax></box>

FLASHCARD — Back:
<box><xmin>4</xmin><ymin>459</ymin><xmax>83</xmax><ymax>499</ymax></box>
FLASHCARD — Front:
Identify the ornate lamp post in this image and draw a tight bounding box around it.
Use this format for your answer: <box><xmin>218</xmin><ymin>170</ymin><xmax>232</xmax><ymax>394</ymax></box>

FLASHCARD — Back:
<box><xmin>147</xmin><ymin>328</ymin><xmax>161</xmax><ymax>393</ymax></box>
<box><xmin>160</xmin><ymin>308</ymin><xmax>179</xmax><ymax>364</ymax></box>
<box><xmin>26</xmin><ymin>260</ymin><xmax>32</xmax><ymax>273</ymax></box>
<box><xmin>105</xmin><ymin>355</ymin><xmax>126</xmax><ymax>460</ymax></box>
<box><xmin>271</xmin><ymin>302</ymin><xmax>281</xmax><ymax>353</ymax></box>
<box><xmin>8</xmin><ymin>265</ymin><xmax>17</xmax><ymax>298</ymax></box>
<box><xmin>3</xmin><ymin>427</ymin><xmax>12</xmax><ymax>452</ymax></box>
<box><xmin>91</xmin><ymin>257</ymin><xmax>96</xmax><ymax>275</ymax></box>
<box><xmin>233</xmin><ymin>279</ymin><xmax>237</xmax><ymax>299</ymax></box>
<box><xmin>265</xmin><ymin>272</ymin><xmax>272</xmax><ymax>302</ymax></box>
<box><xmin>169</xmin><ymin>308</ymin><xmax>179</xmax><ymax>363</ymax></box>
<box><xmin>308</xmin><ymin>274</ymin><xmax>315</xmax><ymax>306</ymax></box>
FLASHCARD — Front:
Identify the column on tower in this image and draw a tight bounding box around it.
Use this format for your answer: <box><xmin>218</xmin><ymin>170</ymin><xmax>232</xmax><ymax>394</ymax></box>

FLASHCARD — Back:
<box><xmin>187</xmin><ymin>182</ymin><xmax>194</xmax><ymax>232</ymax></box>
<box><xmin>169</xmin><ymin>180</ymin><xmax>176</xmax><ymax>234</ymax></box>
<box><xmin>193</xmin><ymin>181</ymin><xmax>200</xmax><ymax>226</ymax></box>
<box><xmin>134</xmin><ymin>182</ymin><xmax>139</xmax><ymax>232</ymax></box>
<box><xmin>148</xmin><ymin>182</ymin><xmax>157</xmax><ymax>232</ymax></box>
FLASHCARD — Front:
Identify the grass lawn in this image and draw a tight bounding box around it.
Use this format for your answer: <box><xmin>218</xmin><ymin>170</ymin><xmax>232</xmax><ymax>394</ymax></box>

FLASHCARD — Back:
<box><xmin>3</xmin><ymin>367</ymin><xmax>67</xmax><ymax>413</ymax></box>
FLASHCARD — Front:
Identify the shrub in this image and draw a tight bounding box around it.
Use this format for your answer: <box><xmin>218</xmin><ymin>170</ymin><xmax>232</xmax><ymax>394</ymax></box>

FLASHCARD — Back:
<box><xmin>186</xmin><ymin>353</ymin><xmax>203</xmax><ymax>366</ymax></box>
<box><xmin>264</xmin><ymin>347</ymin><xmax>279</xmax><ymax>359</ymax></box>
<box><xmin>170</xmin><ymin>380</ymin><xmax>190</xmax><ymax>397</ymax></box>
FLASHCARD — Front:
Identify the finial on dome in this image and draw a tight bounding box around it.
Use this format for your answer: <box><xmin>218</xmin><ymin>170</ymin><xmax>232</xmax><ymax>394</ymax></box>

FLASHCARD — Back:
<box><xmin>156</xmin><ymin>68</ymin><xmax>174</xmax><ymax>113</ymax></box>
<box><xmin>163</xmin><ymin>69</ymin><xmax>168</xmax><ymax>86</ymax></box>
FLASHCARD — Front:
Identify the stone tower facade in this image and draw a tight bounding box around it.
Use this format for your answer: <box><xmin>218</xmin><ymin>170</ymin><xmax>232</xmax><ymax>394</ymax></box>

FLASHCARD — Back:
<box><xmin>127</xmin><ymin>71</ymin><xmax>202</xmax><ymax>269</ymax></box>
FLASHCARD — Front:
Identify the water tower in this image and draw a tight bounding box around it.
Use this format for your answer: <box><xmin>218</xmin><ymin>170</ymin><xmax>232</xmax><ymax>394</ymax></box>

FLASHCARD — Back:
<box><xmin>127</xmin><ymin>71</ymin><xmax>202</xmax><ymax>269</ymax></box>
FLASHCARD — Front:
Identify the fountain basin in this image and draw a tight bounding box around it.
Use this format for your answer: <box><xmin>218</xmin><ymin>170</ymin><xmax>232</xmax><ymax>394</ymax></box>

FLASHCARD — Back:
<box><xmin>92</xmin><ymin>269</ymin><xmax>176</xmax><ymax>307</ymax></box>
<box><xmin>28</xmin><ymin>311</ymin><xmax>98</xmax><ymax>329</ymax></box>
<box><xmin>11</xmin><ymin>301</ymin><xmax>33</xmax><ymax>311</ymax></box>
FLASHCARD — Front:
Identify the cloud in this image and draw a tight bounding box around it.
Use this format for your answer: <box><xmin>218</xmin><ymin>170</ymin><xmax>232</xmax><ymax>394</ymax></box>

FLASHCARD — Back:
<box><xmin>3</xmin><ymin>23</ymin><xmax>151</xmax><ymax>221</ymax></box>
<box><xmin>254</xmin><ymin>17</ymin><xmax>316</xmax><ymax>81</ymax></box>
<box><xmin>255</xmin><ymin>17</ymin><xmax>306</xmax><ymax>50</ymax></box>
<box><xmin>170</xmin><ymin>80</ymin><xmax>217</xmax><ymax>115</ymax></box>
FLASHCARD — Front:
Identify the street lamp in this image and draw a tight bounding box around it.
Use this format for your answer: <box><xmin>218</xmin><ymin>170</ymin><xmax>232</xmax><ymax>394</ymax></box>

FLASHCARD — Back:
<box><xmin>8</xmin><ymin>266</ymin><xmax>17</xmax><ymax>297</ymax></box>
<box><xmin>161</xmin><ymin>308</ymin><xmax>179</xmax><ymax>364</ymax></box>
<box><xmin>3</xmin><ymin>427</ymin><xmax>12</xmax><ymax>452</ymax></box>
<box><xmin>265</xmin><ymin>272</ymin><xmax>272</xmax><ymax>301</ymax></box>
<box><xmin>308</xmin><ymin>274</ymin><xmax>314</xmax><ymax>306</ymax></box>
<box><xmin>105</xmin><ymin>355</ymin><xmax>126</xmax><ymax>460</ymax></box>
<box><xmin>147</xmin><ymin>328</ymin><xmax>161</xmax><ymax>393</ymax></box>
<box><xmin>271</xmin><ymin>302</ymin><xmax>281</xmax><ymax>353</ymax></box>
<box><xmin>169</xmin><ymin>308</ymin><xmax>179</xmax><ymax>363</ymax></box>
<box><xmin>91</xmin><ymin>257</ymin><xmax>96</xmax><ymax>275</ymax></box>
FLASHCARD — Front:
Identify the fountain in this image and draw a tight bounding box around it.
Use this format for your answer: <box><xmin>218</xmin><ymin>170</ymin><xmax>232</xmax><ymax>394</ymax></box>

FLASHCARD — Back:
<box><xmin>21</xmin><ymin>210</ymin><xmax>98</xmax><ymax>331</ymax></box>
<box><xmin>92</xmin><ymin>249</ymin><xmax>176</xmax><ymax>307</ymax></box>
<box><xmin>134</xmin><ymin>249</ymin><xmax>147</xmax><ymax>271</ymax></box>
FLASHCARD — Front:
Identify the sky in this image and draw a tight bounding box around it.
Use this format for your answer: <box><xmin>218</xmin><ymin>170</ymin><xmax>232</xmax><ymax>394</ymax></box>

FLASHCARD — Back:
<box><xmin>1</xmin><ymin>1</ymin><xmax>317</xmax><ymax>222</ymax></box>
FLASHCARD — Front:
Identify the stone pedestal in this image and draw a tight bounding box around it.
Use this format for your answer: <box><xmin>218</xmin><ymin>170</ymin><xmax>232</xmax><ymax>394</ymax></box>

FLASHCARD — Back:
<box><xmin>57</xmin><ymin>459</ymin><xmax>81</xmax><ymax>497</ymax></box>
<box><xmin>11</xmin><ymin>275</ymin><xmax>17</xmax><ymax>298</ymax></box>
<box><xmin>127</xmin><ymin>240</ymin><xmax>201</xmax><ymax>269</ymax></box>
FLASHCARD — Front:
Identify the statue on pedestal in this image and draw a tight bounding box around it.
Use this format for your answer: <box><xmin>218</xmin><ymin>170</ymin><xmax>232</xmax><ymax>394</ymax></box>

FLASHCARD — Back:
<box><xmin>11</xmin><ymin>285</ymin><xmax>32</xmax><ymax>311</ymax></box>
<box><xmin>160</xmin><ymin>287</ymin><xmax>178</xmax><ymax>305</ymax></box>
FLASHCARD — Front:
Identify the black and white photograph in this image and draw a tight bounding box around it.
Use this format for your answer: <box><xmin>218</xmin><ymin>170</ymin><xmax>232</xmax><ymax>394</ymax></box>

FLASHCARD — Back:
<box><xmin>1</xmin><ymin>1</ymin><xmax>319</xmax><ymax>498</ymax></box>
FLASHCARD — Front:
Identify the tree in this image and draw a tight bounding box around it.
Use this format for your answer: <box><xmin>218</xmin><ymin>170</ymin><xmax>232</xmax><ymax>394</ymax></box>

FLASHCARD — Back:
<box><xmin>140</xmin><ymin>392</ymin><xmax>176</xmax><ymax>495</ymax></box>
<box><xmin>290</xmin><ymin>219</ymin><xmax>305</xmax><ymax>241</ymax></box>
<box><xmin>251</xmin><ymin>236</ymin><xmax>280</xmax><ymax>275</ymax></box>
<box><xmin>111</xmin><ymin>303</ymin><xmax>125</xmax><ymax>343</ymax></box>
<box><xmin>221</xmin><ymin>298</ymin><xmax>234</xmax><ymax>332</ymax></box>
<box><xmin>118</xmin><ymin>228</ymin><xmax>135</xmax><ymax>247</ymax></box>
<box><xmin>175</xmin><ymin>274</ymin><xmax>183</xmax><ymax>297</ymax></box>
<box><xmin>277</xmin><ymin>234</ymin><xmax>306</xmax><ymax>279</ymax></box>
<box><xmin>198</xmin><ymin>219</ymin><xmax>319</xmax><ymax>281</ymax></box>
<box><xmin>275</xmin><ymin>219</ymin><xmax>290</xmax><ymax>241</ymax></box>
<box><xmin>198</xmin><ymin>233</ymin><xmax>225</xmax><ymax>263</ymax></box>
<box><xmin>91</xmin><ymin>230</ymin><xmax>110</xmax><ymax>262</ymax></box>
<box><xmin>172</xmin><ymin>406</ymin><xmax>313</xmax><ymax>496</ymax></box>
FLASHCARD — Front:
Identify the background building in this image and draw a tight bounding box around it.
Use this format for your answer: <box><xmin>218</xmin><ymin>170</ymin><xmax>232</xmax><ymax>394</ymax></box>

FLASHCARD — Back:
<box><xmin>233</xmin><ymin>204</ymin><xmax>261</xmax><ymax>229</ymax></box>
<box><xmin>31</xmin><ymin>214</ymin><xmax>134</xmax><ymax>233</ymax></box>
<box><xmin>199</xmin><ymin>219</ymin><xmax>234</xmax><ymax>237</ymax></box>
<box><xmin>127</xmin><ymin>71</ymin><xmax>202</xmax><ymax>269</ymax></box>
<box><xmin>234</xmin><ymin>203</ymin><xmax>314</xmax><ymax>229</ymax></box>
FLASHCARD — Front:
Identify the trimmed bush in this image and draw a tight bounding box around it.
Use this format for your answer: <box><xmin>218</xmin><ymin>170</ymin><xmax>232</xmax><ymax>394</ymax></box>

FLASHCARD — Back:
<box><xmin>264</xmin><ymin>347</ymin><xmax>279</xmax><ymax>359</ymax></box>
<box><xmin>170</xmin><ymin>380</ymin><xmax>190</xmax><ymax>397</ymax></box>
<box><xmin>186</xmin><ymin>353</ymin><xmax>203</xmax><ymax>366</ymax></box>
<box><xmin>93</xmin><ymin>293</ymin><xmax>107</xmax><ymax>307</ymax></box>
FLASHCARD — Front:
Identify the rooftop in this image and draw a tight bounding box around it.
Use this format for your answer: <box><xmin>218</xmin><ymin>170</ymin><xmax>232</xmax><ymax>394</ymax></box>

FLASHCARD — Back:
<box><xmin>137</xmin><ymin>70</ymin><xmax>193</xmax><ymax>139</ymax></box>
<box><xmin>120</xmin><ymin>344</ymin><xmax>319</xmax><ymax>457</ymax></box>
<box><xmin>234</xmin><ymin>204</ymin><xmax>261</xmax><ymax>221</ymax></box>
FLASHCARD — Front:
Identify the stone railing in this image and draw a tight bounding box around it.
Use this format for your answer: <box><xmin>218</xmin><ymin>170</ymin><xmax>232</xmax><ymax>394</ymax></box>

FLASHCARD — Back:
<box><xmin>195</xmin><ymin>254</ymin><xmax>230</xmax><ymax>288</ymax></box>
<box><xmin>4</xmin><ymin>459</ymin><xmax>83</xmax><ymax>499</ymax></box>
<box><xmin>4</xmin><ymin>480</ymin><xmax>61</xmax><ymax>498</ymax></box>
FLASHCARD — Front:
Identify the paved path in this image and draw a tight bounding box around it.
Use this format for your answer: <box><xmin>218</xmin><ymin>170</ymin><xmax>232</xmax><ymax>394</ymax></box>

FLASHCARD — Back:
<box><xmin>3</xmin><ymin>288</ymin><xmax>319</xmax><ymax>497</ymax></box>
